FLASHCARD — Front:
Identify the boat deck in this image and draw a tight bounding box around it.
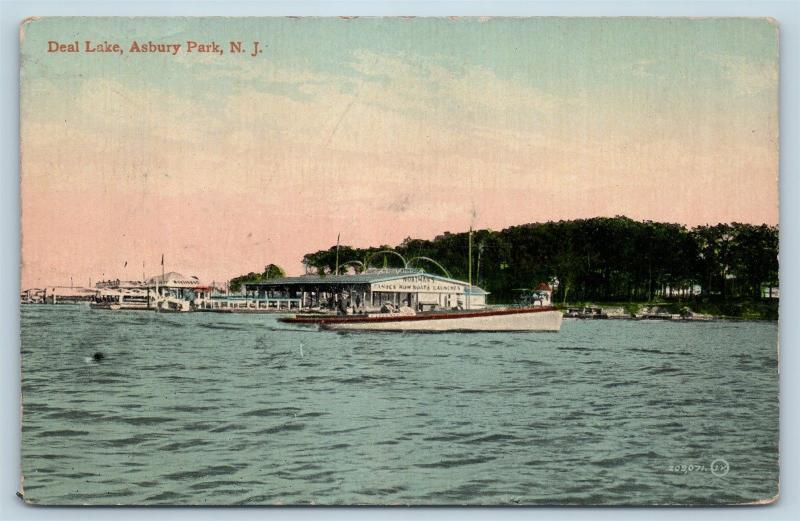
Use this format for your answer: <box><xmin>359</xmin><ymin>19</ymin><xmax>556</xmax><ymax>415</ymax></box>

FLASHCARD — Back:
<box><xmin>280</xmin><ymin>306</ymin><xmax>557</xmax><ymax>325</ymax></box>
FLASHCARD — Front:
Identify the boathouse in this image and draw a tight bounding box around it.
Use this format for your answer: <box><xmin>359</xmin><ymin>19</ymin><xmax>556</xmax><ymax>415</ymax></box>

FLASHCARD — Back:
<box><xmin>241</xmin><ymin>268</ymin><xmax>488</xmax><ymax>313</ymax></box>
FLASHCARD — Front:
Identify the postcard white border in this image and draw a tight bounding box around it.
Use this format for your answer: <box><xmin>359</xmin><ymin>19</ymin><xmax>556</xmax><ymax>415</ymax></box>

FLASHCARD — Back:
<box><xmin>2</xmin><ymin>1</ymin><xmax>797</xmax><ymax>520</ymax></box>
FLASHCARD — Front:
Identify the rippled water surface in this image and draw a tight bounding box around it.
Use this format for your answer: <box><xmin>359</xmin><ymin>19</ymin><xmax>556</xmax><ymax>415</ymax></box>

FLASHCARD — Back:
<box><xmin>20</xmin><ymin>305</ymin><xmax>778</xmax><ymax>505</ymax></box>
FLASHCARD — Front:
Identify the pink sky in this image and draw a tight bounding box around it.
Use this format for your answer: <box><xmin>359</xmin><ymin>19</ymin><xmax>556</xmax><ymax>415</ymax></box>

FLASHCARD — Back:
<box><xmin>20</xmin><ymin>20</ymin><xmax>779</xmax><ymax>289</ymax></box>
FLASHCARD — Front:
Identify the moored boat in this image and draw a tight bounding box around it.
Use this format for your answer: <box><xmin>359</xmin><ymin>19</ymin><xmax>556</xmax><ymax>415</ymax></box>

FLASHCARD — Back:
<box><xmin>90</xmin><ymin>288</ymin><xmax>151</xmax><ymax>311</ymax></box>
<box><xmin>155</xmin><ymin>296</ymin><xmax>192</xmax><ymax>313</ymax></box>
<box><xmin>280</xmin><ymin>306</ymin><xmax>562</xmax><ymax>332</ymax></box>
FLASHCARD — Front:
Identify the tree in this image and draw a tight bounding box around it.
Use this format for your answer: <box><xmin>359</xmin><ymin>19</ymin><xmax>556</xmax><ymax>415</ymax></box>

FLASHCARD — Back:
<box><xmin>729</xmin><ymin>223</ymin><xmax>779</xmax><ymax>298</ymax></box>
<box><xmin>263</xmin><ymin>264</ymin><xmax>286</xmax><ymax>279</ymax></box>
<box><xmin>229</xmin><ymin>263</ymin><xmax>287</xmax><ymax>292</ymax></box>
<box><xmin>261</xmin><ymin>216</ymin><xmax>778</xmax><ymax>305</ymax></box>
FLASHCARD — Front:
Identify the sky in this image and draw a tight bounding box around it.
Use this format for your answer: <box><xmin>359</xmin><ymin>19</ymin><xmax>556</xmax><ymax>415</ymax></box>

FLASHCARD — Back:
<box><xmin>20</xmin><ymin>17</ymin><xmax>778</xmax><ymax>288</ymax></box>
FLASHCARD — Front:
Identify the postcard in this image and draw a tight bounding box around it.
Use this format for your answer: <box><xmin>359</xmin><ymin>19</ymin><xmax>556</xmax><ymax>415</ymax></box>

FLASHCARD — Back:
<box><xmin>19</xmin><ymin>17</ymin><xmax>779</xmax><ymax>505</ymax></box>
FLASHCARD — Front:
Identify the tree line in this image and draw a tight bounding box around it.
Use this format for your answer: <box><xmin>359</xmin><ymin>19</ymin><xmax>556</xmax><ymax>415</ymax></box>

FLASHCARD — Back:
<box><xmin>298</xmin><ymin>217</ymin><xmax>778</xmax><ymax>304</ymax></box>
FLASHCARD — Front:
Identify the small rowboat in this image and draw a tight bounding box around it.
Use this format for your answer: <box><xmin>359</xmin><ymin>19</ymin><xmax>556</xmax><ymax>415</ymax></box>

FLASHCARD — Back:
<box><xmin>280</xmin><ymin>306</ymin><xmax>562</xmax><ymax>332</ymax></box>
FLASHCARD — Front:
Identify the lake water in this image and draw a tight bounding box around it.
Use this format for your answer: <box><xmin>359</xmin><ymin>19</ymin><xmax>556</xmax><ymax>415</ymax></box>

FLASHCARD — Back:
<box><xmin>20</xmin><ymin>305</ymin><xmax>779</xmax><ymax>505</ymax></box>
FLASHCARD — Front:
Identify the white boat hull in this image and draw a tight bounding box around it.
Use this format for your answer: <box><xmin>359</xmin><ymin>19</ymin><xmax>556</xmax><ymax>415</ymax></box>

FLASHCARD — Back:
<box><xmin>319</xmin><ymin>309</ymin><xmax>563</xmax><ymax>332</ymax></box>
<box><xmin>156</xmin><ymin>297</ymin><xmax>191</xmax><ymax>313</ymax></box>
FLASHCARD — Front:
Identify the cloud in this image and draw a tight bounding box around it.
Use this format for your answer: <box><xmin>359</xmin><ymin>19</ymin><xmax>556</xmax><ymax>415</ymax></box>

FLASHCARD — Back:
<box><xmin>346</xmin><ymin>50</ymin><xmax>569</xmax><ymax>125</ymax></box>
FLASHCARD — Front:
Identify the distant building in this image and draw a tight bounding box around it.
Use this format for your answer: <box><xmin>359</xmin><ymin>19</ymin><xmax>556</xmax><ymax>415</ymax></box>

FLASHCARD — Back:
<box><xmin>20</xmin><ymin>288</ymin><xmax>45</xmax><ymax>304</ymax></box>
<box><xmin>25</xmin><ymin>286</ymin><xmax>96</xmax><ymax>304</ymax></box>
<box><xmin>761</xmin><ymin>285</ymin><xmax>779</xmax><ymax>299</ymax></box>
<box><xmin>663</xmin><ymin>284</ymin><xmax>702</xmax><ymax>297</ymax></box>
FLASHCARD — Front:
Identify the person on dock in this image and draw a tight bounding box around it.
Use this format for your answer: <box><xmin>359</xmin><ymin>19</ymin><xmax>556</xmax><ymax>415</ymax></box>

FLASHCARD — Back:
<box><xmin>337</xmin><ymin>297</ymin><xmax>348</xmax><ymax>316</ymax></box>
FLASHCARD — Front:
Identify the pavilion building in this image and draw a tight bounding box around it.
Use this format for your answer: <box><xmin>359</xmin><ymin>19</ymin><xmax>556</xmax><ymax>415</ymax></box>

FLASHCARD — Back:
<box><xmin>242</xmin><ymin>268</ymin><xmax>488</xmax><ymax>313</ymax></box>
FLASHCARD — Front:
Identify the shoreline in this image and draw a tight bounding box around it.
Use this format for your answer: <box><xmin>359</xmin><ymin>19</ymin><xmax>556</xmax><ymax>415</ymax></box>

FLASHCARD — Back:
<box><xmin>549</xmin><ymin>299</ymin><xmax>779</xmax><ymax>322</ymax></box>
<box><xmin>19</xmin><ymin>301</ymin><xmax>780</xmax><ymax>323</ymax></box>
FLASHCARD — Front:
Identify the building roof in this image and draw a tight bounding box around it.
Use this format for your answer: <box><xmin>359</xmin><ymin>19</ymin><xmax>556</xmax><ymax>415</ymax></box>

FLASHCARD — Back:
<box><xmin>244</xmin><ymin>268</ymin><xmax>489</xmax><ymax>293</ymax></box>
<box><xmin>535</xmin><ymin>282</ymin><xmax>553</xmax><ymax>291</ymax></box>
<box><xmin>44</xmin><ymin>287</ymin><xmax>97</xmax><ymax>296</ymax></box>
<box><xmin>245</xmin><ymin>269</ymin><xmax>424</xmax><ymax>286</ymax></box>
<box><xmin>146</xmin><ymin>272</ymin><xmax>202</xmax><ymax>287</ymax></box>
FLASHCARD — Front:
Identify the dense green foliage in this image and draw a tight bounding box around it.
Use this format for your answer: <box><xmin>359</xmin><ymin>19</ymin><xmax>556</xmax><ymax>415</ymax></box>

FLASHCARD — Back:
<box><xmin>229</xmin><ymin>264</ymin><xmax>286</xmax><ymax>292</ymax></box>
<box><xmin>300</xmin><ymin>217</ymin><xmax>778</xmax><ymax>304</ymax></box>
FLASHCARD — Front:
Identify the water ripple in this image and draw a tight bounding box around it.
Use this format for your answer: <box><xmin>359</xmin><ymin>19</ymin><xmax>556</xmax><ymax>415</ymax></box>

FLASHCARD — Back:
<box><xmin>20</xmin><ymin>306</ymin><xmax>778</xmax><ymax>505</ymax></box>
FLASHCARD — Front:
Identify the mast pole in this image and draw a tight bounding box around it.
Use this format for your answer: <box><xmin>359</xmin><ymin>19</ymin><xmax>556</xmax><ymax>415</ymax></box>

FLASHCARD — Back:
<box><xmin>468</xmin><ymin>227</ymin><xmax>473</xmax><ymax>310</ymax></box>
<box><xmin>335</xmin><ymin>233</ymin><xmax>341</xmax><ymax>276</ymax></box>
<box><xmin>160</xmin><ymin>254</ymin><xmax>165</xmax><ymax>302</ymax></box>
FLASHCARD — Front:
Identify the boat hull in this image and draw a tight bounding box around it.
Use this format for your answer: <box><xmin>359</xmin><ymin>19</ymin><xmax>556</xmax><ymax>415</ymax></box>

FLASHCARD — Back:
<box><xmin>284</xmin><ymin>307</ymin><xmax>563</xmax><ymax>332</ymax></box>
